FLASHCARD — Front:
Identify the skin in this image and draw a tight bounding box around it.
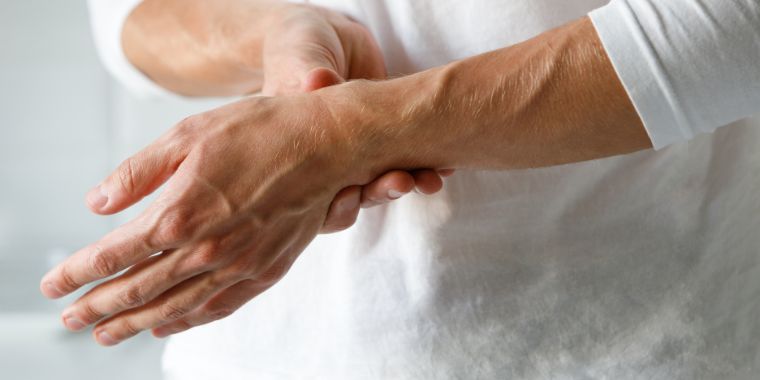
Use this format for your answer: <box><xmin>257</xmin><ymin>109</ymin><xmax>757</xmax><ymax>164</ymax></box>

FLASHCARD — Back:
<box><xmin>121</xmin><ymin>0</ymin><xmax>449</xmax><ymax>234</ymax></box>
<box><xmin>40</xmin><ymin>11</ymin><xmax>651</xmax><ymax>346</ymax></box>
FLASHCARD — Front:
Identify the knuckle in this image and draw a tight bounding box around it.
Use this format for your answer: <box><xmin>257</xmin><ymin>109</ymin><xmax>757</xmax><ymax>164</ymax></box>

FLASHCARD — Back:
<box><xmin>151</xmin><ymin>206</ymin><xmax>197</xmax><ymax>245</ymax></box>
<box><xmin>225</xmin><ymin>258</ymin><xmax>256</xmax><ymax>278</ymax></box>
<box><xmin>166</xmin><ymin>114</ymin><xmax>208</xmax><ymax>149</ymax></box>
<box><xmin>158</xmin><ymin>302</ymin><xmax>189</xmax><ymax>322</ymax></box>
<box><xmin>175</xmin><ymin>114</ymin><xmax>206</xmax><ymax>133</ymax></box>
<box><xmin>88</xmin><ymin>248</ymin><xmax>118</xmax><ymax>278</ymax></box>
<box><xmin>58</xmin><ymin>266</ymin><xmax>80</xmax><ymax>293</ymax></box>
<box><xmin>204</xmin><ymin>273</ymin><xmax>228</xmax><ymax>291</ymax></box>
<box><xmin>118</xmin><ymin>286</ymin><xmax>146</xmax><ymax>308</ymax></box>
<box><xmin>120</xmin><ymin>319</ymin><xmax>141</xmax><ymax>337</ymax></box>
<box><xmin>168</xmin><ymin>319</ymin><xmax>193</xmax><ymax>333</ymax></box>
<box><xmin>203</xmin><ymin>306</ymin><xmax>234</xmax><ymax>322</ymax></box>
<box><xmin>80</xmin><ymin>302</ymin><xmax>104</xmax><ymax>323</ymax></box>
<box><xmin>189</xmin><ymin>245</ymin><xmax>221</xmax><ymax>269</ymax></box>
<box><xmin>160</xmin><ymin>220</ymin><xmax>192</xmax><ymax>245</ymax></box>
<box><xmin>252</xmin><ymin>265</ymin><xmax>287</xmax><ymax>287</ymax></box>
<box><xmin>116</xmin><ymin>157</ymin><xmax>138</xmax><ymax>195</ymax></box>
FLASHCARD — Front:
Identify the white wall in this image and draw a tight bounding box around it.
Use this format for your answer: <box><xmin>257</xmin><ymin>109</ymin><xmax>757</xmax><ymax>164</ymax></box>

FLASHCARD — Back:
<box><xmin>0</xmin><ymin>0</ymin><xmax>113</xmax><ymax>311</ymax></box>
<box><xmin>0</xmin><ymin>0</ymin><xmax>226</xmax><ymax>311</ymax></box>
<box><xmin>0</xmin><ymin>1</ymin><xmax>227</xmax><ymax>379</ymax></box>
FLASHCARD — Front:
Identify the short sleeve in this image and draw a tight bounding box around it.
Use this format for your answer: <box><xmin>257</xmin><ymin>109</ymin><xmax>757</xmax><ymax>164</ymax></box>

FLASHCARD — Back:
<box><xmin>87</xmin><ymin>0</ymin><xmax>174</xmax><ymax>98</ymax></box>
<box><xmin>590</xmin><ymin>0</ymin><xmax>760</xmax><ymax>150</ymax></box>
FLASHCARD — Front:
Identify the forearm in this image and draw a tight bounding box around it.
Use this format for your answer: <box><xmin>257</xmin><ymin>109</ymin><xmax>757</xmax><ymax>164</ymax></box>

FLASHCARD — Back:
<box><xmin>330</xmin><ymin>17</ymin><xmax>651</xmax><ymax>177</ymax></box>
<box><xmin>122</xmin><ymin>0</ymin><xmax>285</xmax><ymax>96</ymax></box>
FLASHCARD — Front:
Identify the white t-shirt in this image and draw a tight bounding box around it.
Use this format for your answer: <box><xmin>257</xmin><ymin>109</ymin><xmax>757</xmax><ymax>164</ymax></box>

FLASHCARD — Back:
<box><xmin>88</xmin><ymin>0</ymin><xmax>760</xmax><ymax>379</ymax></box>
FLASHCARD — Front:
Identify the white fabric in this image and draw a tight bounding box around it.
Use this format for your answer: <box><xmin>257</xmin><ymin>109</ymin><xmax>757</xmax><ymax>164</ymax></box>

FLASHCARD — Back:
<box><xmin>86</xmin><ymin>0</ymin><xmax>173</xmax><ymax>98</ymax></box>
<box><xmin>88</xmin><ymin>0</ymin><xmax>760</xmax><ymax>379</ymax></box>
<box><xmin>591</xmin><ymin>0</ymin><xmax>760</xmax><ymax>150</ymax></box>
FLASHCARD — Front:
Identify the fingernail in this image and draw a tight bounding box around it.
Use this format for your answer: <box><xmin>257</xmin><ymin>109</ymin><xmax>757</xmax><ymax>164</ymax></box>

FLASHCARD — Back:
<box><xmin>388</xmin><ymin>190</ymin><xmax>407</xmax><ymax>200</ymax></box>
<box><xmin>96</xmin><ymin>330</ymin><xmax>118</xmax><ymax>346</ymax></box>
<box><xmin>152</xmin><ymin>327</ymin><xmax>171</xmax><ymax>338</ymax></box>
<box><xmin>42</xmin><ymin>281</ymin><xmax>64</xmax><ymax>298</ymax></box>
<box><xmin>86</xmin><ymin>185</ymin><xmax>108</xmax><ymax>210</ymax></box>
<box><xmin>63</xmin><ymin>316</ymin><xmax>87</xmax><ymax>331</ymax></box>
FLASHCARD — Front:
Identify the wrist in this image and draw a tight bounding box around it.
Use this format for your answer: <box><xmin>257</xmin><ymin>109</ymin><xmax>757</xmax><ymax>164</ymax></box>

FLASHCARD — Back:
<box><xmin>315</xmin><ymin>69</ymin><xmax>454</xmax><ymax>184</ymax></box>
<box><xmin>315</xmin><ymin>16</ymin><xmax>649</xmax><ymax>184</ymax></box>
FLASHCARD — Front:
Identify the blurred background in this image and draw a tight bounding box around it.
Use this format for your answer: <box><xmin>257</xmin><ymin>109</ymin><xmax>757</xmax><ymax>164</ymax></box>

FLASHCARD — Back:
<box><xmin>0</xmin><ymin>1</ymin><xmax>225</xmax><ymax>379</ymax></box>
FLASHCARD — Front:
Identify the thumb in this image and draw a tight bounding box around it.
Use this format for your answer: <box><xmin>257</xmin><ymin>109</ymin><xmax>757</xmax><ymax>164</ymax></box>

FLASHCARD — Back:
<box><xmin>86</xmin><ymin>143</ymin><xmax>185</xmax><ymax>215</ymax></box>
<box><xmin>300</xmin><ymin>66</ymin><xmax>345</xmax><ymax>92</ymax></box>
<box><xmin>261</xmin><ymin>35</ymin><xmax>347</xmax><ymax>96</ymax></box>
<box><xmin>262</xmin><ymin>59</ymin><xmax>345</xmax><ymax>96</ymax></box>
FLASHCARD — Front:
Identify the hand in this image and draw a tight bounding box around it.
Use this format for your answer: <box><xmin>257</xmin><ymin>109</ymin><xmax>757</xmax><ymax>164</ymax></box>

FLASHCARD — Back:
<box><xmin>260</xmin><ymin>4</ymin><xmax>452</xmax><ymax>233</ymax></box>
<box><xmin>41</xmin><ymin>91</ymin><xmax>385</xmax><ymax>345</ymax></box>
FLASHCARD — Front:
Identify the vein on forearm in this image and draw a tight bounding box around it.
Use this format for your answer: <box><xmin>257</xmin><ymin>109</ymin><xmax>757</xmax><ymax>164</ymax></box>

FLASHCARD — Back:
<box><xmin>122</xmin><ymin>0</ymin><xmax>281</xmax><ymax>96</ymax></box>
<box><xmin>413</xmin><ymin>17</ymin><xmax>652</xmax><ymax>170</ymax></box>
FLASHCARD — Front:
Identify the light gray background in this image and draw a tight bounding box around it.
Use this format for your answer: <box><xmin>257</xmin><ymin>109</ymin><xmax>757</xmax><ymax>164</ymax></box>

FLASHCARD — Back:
<box><xmin>0</xmin><ymin>1</ymin><xmax>226</xmax><ymax>379</ymax></box>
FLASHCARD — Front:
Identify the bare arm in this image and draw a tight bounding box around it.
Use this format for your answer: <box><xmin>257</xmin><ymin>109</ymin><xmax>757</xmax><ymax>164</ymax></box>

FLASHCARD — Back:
<box><xmin>326</xmin><ymin>16</ymin><xmax>652</xmax><ymax>175</ymax></box>
<box><xmin>122</xmin><ymin>0</ymin><xmax>388</xmax><ymax>97</ymax></box>
<box><xmin>120</xmin><ymin>0</ymin><xmax>441</xmax><ymax>229</ymax></box>
<box><xmin>122</xmin><ymin>0</ymin><xmax>283</xmax><ymax>96</ymax></box>
<box><xmin>42</xmin><ymin>16</ymin><xmax>652</xmax><ymax>345</ymax></box>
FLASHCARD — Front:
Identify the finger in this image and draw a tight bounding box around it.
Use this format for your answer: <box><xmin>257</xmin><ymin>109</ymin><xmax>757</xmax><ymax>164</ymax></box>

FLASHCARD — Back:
<box><xmin>321</xmin><ymin>185</ymin><xmax>361</xmax><ymax>234</ymax></box>
<box><xmin>90</xmin><ymin>220</ymin><xmax>302</xmax><ymax>346</ymax></box>
<box><xmin>86</xmin><ymin>140</ymin><xmax>187</xmax><ymax>215</ymax></box>
<box><xmin>151</xmin><ymin>279</ymin><xmax>266</xmax><ymax>338</ymax></box>
<box><xmin>151</xmin><ymin>252</ymin><xmax>299</xmax><ymax>338</ymax></box>
<box><xmin>412</xmin><ymin>170</ymin><xmax>444</xmax><ymax>195</ymax></box>
<box><xmin>61</xmin><ymin>249</ymin><xmax>206</xmax><ymax>330</ymax></box>
<box><xmin>264</xmin><ymin>64</ymin><xmax>344</xmax><ymax>96</ymax></box>
<box><xmin>301</xmin><ymin>66</ymin><xmax>344</xmax><ymax>92</ymax></box>
<box><xmin>59</xmin><ymin>254</ymin><xmax>164</xmax><ymax>331</ymax></box>
<box><xmin>437</xmin><ymin>169</ymin><xmax>456</xmax><ymax>177</ymax></box>
<box><xmin>92</xmin><ymin>271</ymin><xmax>236</xmax><ymax>346</ymax></box>
<box><xmin>261</xmin><ymin>34</ymin><xmax>345</xmax><ymax>96</ymax></box>
<box><xmin>60</xmin><ymin>224</ymin><xmax>260</xmax><ymax>330</ymax></box>
<box><xmin>40</xmin><ymin>213</ymin><xmax>165</xmax><ymax>299</ymax></box>
<box><xmin>342</xmin><ymin>21</ymin><xmax>387</xmax><ymax>80</ymax></box>
<box><xmin>360</xmin><ymin>170</ymin><xmax>416</xmax><ymax>208</ymax></box>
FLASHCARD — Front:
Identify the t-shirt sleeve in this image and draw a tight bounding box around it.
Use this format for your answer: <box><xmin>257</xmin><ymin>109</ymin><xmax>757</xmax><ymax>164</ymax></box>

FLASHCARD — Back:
<box><xmin>589</xmin><ymin>0</ymin><xmax>760</xmax><ymax>150</ymax></box>
<box><xmin>87</xmin><ymin>0</ymin><xmax>174</xmax><ymax>98</ymax></box>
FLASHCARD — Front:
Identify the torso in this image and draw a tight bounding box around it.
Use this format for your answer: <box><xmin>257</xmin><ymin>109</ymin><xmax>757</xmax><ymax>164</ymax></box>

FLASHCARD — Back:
<box><xmin>162</xmin><ymin>1</ymin><xmax>760</xmax><ymax>378</ymax></box>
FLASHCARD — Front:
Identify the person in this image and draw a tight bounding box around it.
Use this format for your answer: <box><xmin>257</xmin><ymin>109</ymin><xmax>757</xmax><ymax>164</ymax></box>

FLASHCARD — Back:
<box><xmin>42</xmin><ymin>0</ymin><xmax>760</xmax><ymax>378</ymax></box>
